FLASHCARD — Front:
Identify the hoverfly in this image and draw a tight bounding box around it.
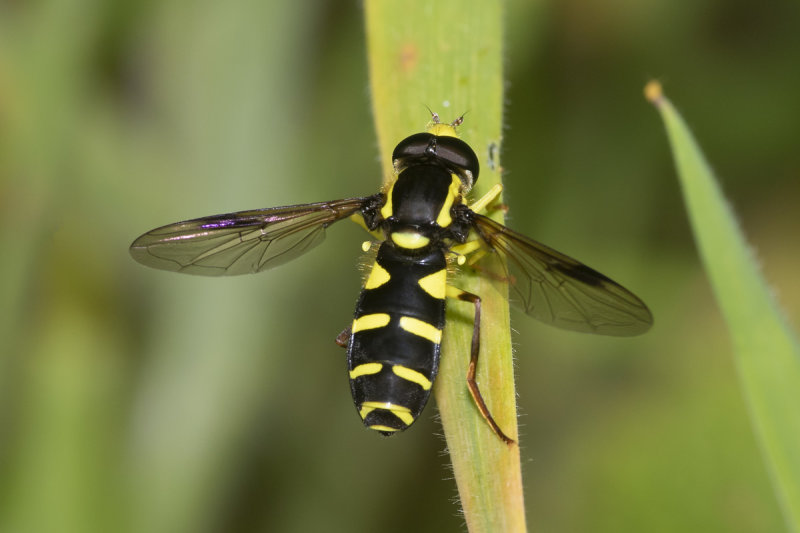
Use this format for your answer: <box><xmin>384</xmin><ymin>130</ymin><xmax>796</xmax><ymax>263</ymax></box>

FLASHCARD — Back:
<box><xmin>130</xmin><ymin>114</ymin><xmax>652</xmax><ymax>444</ymax></box>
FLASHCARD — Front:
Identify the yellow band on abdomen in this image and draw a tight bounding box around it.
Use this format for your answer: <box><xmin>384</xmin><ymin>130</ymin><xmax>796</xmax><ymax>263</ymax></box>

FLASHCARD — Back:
<box><xmin>398</xmin><ymin>316</ymin><xmax>442</xmax><ymax>344</ymax></box>
<box><xmin>392</xmin><ymin>365</ymin><xmax>432</xmax><ymax>390</ymax></box>
<box><xmin>352</xmin><ymin>313</ymin><xmax>391</xmax><ymax>333</ymax></box>
<box><xmin>349</xmin><ymin>363</ymin><xmax>383</xmax><ymax>379</ymax></box>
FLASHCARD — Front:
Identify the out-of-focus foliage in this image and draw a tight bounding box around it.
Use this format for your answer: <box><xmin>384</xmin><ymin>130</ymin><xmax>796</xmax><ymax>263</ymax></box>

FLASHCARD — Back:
<box><xmin>648</xmin><ymin>81</ymin><xmax>800</xmax><ymax>531</ymax></box>
<box><xmin>0</xmin><ymin>0</ymin><xmax>797</xmax><ymax>532</ymax></box>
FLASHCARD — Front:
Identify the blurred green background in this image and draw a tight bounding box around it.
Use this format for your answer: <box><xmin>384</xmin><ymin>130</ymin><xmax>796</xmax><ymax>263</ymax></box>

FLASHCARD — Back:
<box><xmin>1</xmin><ymin>0</ymin><xmax>798</xmax><ymax>532</ymax></box>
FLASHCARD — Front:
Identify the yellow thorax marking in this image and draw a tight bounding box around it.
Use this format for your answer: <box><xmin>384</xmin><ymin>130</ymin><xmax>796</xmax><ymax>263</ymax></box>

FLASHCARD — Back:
<box><xmin>349</xmin><ymin>363</ymin><xmax>383</xmax><ymax>379</ymax></box>
<box><xmin>364</xmin><ymin>262</ymin><xmax>391</xmax><ymax>289</ymax></box>
<box><xmin>398</xmin><ymin>316</ymin><xmax>442</xmax><ymax>344</ymax></box>
<box><xmin>352</xmin><ymin>313</ymin><xmax>391</xmax><ymax>333</ymax></box>
<box><xmin>391</xmin><ymin>232</ymin><xmax>430</xmax><ymax>249</ymax></box>
<box><xmin>392</xmin><ymin>365</ymin><xmax>432</xmax><ymax>390</ymax></box>
<box><xmin>435</xmin><ymin>174</ymin><xmax>462</xmax><ymax>228</ymax></box>
<box><xmin>417</xmin><ymin>269</ymin><xmax>446</xmax><ymax>299</ymax></box>
<box><xmin>380</xmin><ymin>183</ymin><xmax>394</xmax><ymax>220</ymax></box>
<box><xmin>360</xmin><ymin>401</ymin><xmax>414</xmax><ymax>425</ymax></box>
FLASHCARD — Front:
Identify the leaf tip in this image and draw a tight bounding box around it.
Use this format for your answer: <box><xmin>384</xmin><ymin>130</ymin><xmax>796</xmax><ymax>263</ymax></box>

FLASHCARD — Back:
<box><xmin>644</xmin><ymin>80</ymin><xmax>664</xmax><ymax>107</ymax></box>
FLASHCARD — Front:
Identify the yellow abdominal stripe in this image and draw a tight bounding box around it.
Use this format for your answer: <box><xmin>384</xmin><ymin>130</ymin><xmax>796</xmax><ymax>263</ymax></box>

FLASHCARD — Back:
<box><xmin>359</xmin><ymin>401</ymin><xmax>415</xmax><ymax>426</ymax></box>
<box><xmin>352</xmin><ymin>313</ymin><xmax>390</xmax><ymax>333</ymax></box>
<box><xmin>370</xmin><ymin>425</ymin><xmax>400</xmax><ymax>433</ymax></box>
<box><xmin>392</xmin><ymin>365</ymin><xmax>432</xmax><ymax>390</ymax></box>
<box><xmin>349</xmin><ymin>362</ymin><xmax>383</xmax><ymax>379</ymax></box>
<box><xmin>417</xmin><ymin>269</ymin><xmax>446</xmax><ymax>299</ymax></box>
<box><xmin>364</xmin><ymin>262</ymin><xmax>391</xmax><ymax>289</ymax></box>
<box><xmin>398</xmin><ymin>316</ymin><xmax>442</xmax><ymax>344</ymax></box>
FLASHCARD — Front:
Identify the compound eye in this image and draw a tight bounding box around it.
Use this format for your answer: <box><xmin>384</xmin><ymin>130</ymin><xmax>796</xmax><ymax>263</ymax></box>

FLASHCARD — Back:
<box><xmin>433</xmin><ymin>136</ymin><xmax>480</xmax><ymax>184</ymax></box>
<box><xmin>391</xmin><ymin>132</ymin><xmax>480</xmax><ymax>188</ymax></box>
<box><xmin>392</xmin><ymin>133</ymin><xmax>435</xmax><ymax>163</ymax></box>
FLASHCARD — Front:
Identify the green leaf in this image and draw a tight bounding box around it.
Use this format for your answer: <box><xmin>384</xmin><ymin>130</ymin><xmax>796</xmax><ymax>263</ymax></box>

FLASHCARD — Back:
<box><xmin>365</xmin><ymin>2</ymin><xmax>526</xmax><ymax>532</ymax></box>
<box><xmin>646</xmin><ymin>81</ymin><xmax>800</xmax><ymax>532</ymax></box>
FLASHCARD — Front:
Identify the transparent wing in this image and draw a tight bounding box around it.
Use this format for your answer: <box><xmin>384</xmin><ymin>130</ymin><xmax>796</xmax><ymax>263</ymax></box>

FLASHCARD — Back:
<box><xmin>470</xmin><ymin>213</ymin><xmax>653</xmax><ymax>336</ymax></box>
<box><xmin>130</xmin><ymin>196</ymin><xmax>379</xmax><ymax>276</ymax></box>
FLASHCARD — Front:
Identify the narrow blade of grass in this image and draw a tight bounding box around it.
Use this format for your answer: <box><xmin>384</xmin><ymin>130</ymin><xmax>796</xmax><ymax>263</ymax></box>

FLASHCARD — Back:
<box><xmin>646</xmin><ymin>81</ymin><xmax>800</xmax><ymax>532</ymax></box>
<box><xmin>364</xmin><ymin>3</ymin><xmax>526</xmax><ymax>532</ymax></box>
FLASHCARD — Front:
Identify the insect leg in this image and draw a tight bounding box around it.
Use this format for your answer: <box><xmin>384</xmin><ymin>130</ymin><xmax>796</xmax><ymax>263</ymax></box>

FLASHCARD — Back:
<box><xmin>449</xmin><ymin>239</ymin><xmax>482</xmax><ymax>261</ymax></box>
<box><xmin>447</xmin><ymin>183</ymin><xmax>504</xmax><ymax>265</ymax></box>
<box><xmin>467</xmin><ymin>183</ymin><xmax>503</xmax><ymax>214</ymax></box>
<box><xmin>449</xmin><ymin>241</ymin><xmax>489</xmax><ymax>269</ymax></box>
<box><xmin>446</xmin><ymin>286</ymin><xmax>515</xmax><ymax>446</ymax></box>
<box><xmin>335</xmin><ymin>326</ymin><xmax>351</xmax><ymax>349</ymax></box>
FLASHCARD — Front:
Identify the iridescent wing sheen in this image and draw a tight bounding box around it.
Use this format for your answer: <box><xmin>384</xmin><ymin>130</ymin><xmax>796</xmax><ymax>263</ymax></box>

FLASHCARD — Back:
<box><xmin>470</xmin><ymin>213</ymin><xmax>653</xmax><ymax>336</ymax></box>
<box><xmin>130</xmin><ymin>196</ymin><xmax>380</xmax><ymax>276</ymax></box>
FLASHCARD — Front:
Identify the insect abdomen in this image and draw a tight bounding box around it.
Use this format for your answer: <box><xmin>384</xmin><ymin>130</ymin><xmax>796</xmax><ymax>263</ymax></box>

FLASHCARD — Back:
<box><xmin>347</xmin><ymin>243</ymin><xmax>447</xmax><ymax>435</ymax></box>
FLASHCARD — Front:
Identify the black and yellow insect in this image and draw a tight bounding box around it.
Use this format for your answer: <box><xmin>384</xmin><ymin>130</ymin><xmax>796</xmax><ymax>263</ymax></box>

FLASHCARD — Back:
<box><xmin>130</xmin><ymin>114</ymin><xmax>652</xmax><ymax>445</ymax></box>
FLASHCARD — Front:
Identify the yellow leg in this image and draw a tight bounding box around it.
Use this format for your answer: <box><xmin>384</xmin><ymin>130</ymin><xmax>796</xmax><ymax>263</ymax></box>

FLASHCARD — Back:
<box><xmin>449</xmin><ymin>240</ymin><xmax>483</xmax><ymax>259</ymax></box>
<box><xmin>468</xmin><ymin>183</ymin><xmax>503</xmax><ymax>214</ymax></box>
<box><xmin>449</xmin><ymin>241</ymin><xmax>488</xmax><ymax>267</ymax></box>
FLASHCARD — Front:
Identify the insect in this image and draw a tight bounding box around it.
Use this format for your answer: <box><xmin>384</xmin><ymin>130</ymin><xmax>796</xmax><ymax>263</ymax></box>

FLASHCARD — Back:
<box><xmin>130</xmin><ymin>113</ymin><xmax>653</xmax><ymax>445</ymax></box>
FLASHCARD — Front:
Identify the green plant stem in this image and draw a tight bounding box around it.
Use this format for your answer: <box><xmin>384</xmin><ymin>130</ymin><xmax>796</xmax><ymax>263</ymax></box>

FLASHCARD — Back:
<box><xmin>365</xmin><ymin>2</ymin><xmax>526</xmax><ymax>532</ymax></box>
